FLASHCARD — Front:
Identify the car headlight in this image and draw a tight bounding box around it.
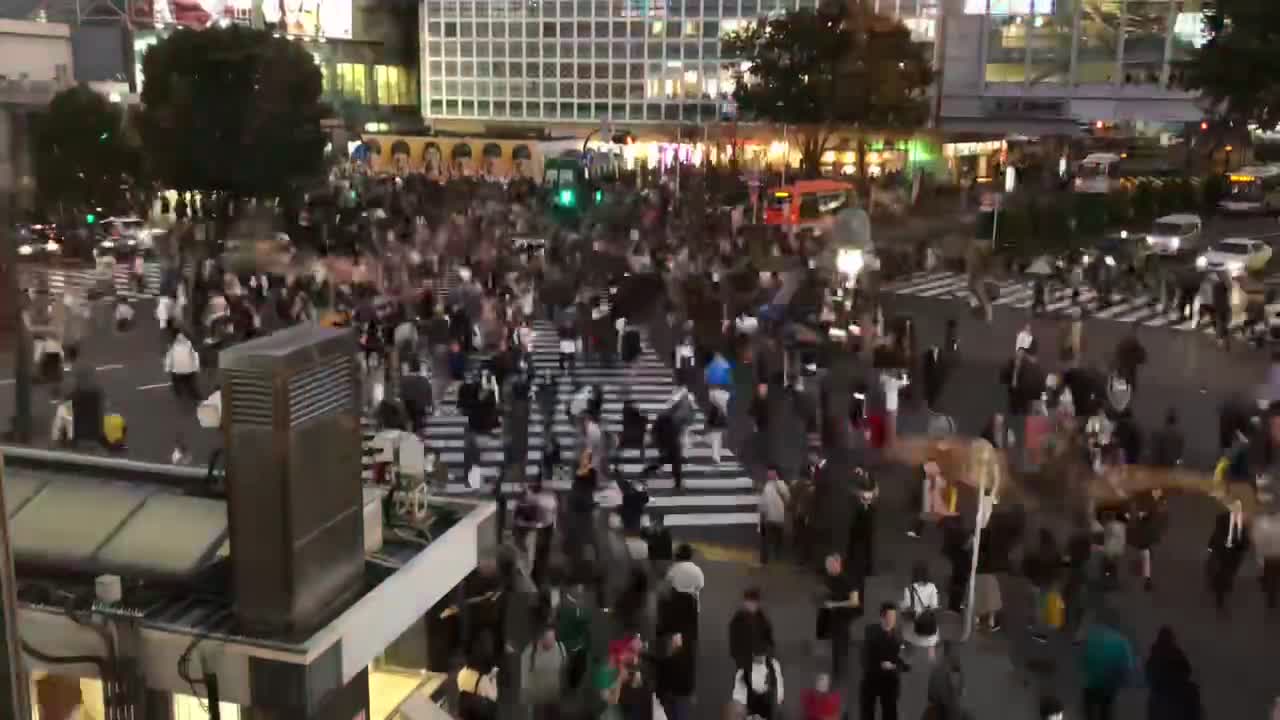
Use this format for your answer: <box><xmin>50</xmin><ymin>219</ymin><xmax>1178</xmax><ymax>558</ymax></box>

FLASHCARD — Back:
<box><xmin>17</xmin><ymin>244</ymin><xmax>33</xmax><ymax>256</ymax></box>
<box><xmin>836</xmin><ymin>248</ymin><xmax>865</xmax><ymax>277</ymax></box>
<box><xmin>1171</xmin><ymin>237</ymin><xmax>1180</xmax><ymax>250</ymax></box>
<box><xmin>1195</xmin><ymin>255</ymin><xmax>1208</xmax><ymax>270</ymax></box>
<box><xmin>126</xmin><ymin>238</ymin><xmax>136</xmax><ymax>245</ymax></box>
<box><xmin>100</xmin><ymin>240</ymin><xmax>115</xmax><ymax>248</ymax></box>
<box><xmin>1146</xmin><ymin>235</ymin><xmax>1156</xmax><ymax>245</ymax></box>
<box><xmin>1104</xmin><ymin>255</ymin><xmax>1116</xmax><ymax>267</ymax></box>
<box><xmin>44</xmin><ymin>241</ymin><xmax>59</xmax><ymax>253</ymax></box>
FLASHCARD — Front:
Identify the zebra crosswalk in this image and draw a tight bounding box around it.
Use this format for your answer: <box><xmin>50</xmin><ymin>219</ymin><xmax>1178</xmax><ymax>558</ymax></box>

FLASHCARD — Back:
<box><xmin>516</xmin><ymin>319</ymin><xmax>758</xmax><ymax>527</ymax></box>
<box><xmin>19</xmin><ymin>263</ymin><xmax>163</xmax><ymax>301</ymax></box>
<box><xmin>360</xmin><ymin>317</ymin><xmax>761</xmax><ymax>527</ymax></box>
<box><xmin>882</xmin><ymin>271</ymin><xmax>1250</xmax><ymax>334</ymax></box>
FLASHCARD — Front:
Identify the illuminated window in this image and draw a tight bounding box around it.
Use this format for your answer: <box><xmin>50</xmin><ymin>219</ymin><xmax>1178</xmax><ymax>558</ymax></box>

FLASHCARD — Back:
<box><xmin>375</xmin><ymin>65</ymin><xmax>416</xmax><ymax>106</ymax></box>
<box><xmin>335</xmin><ymin>63</ymin><xmax>369</xmax><ymax>103</ymax></box>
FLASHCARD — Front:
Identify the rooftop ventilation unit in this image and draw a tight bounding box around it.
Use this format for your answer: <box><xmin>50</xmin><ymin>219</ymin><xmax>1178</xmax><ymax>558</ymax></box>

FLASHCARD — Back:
<box><xmin>219</xmin><ymin>325</ymin><xmax>364</xmax><ymax>637</ymax></box>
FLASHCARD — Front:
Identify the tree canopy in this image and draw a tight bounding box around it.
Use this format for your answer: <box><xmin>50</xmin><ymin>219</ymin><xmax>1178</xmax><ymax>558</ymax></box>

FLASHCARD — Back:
<box><xmin>1180</xmin><ymin>0</ymin><xmax>1280</xmax><ymax>131</ymax></box>
<box><xmin>722</xmin><ymin>1</ymin><xmax>934</xmax><ymax>172</ymax></box>
<box><xmin>34</xmin><ymin>85</ymin><xmax>140</xmax><ymax>216</ymax></box>
<box><xmin>139</xmin><ymin>25</ymin><xmax>327</xmax><ymax>198</ymax></box>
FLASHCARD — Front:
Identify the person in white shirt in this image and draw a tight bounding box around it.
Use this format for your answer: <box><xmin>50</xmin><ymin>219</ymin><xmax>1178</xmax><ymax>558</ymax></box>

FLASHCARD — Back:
<box><xmin>880</xmin><ymin>371</ymin><xmax>909</xmax><ymax>448</ymax></box>
<box><xmin>758</xmin><ymin>466</ymin><xmax>791</xmax><ymax>565</ymax></box>
<box><xmin>164</xmin><ymin>330</ymin><xmax>201</xmax><ymax>403</ymax></box>
<box><xmin>665</xmin><ymin>544</ymin><xmax>705</xmax><ymax>600</ymax></box>
<box><xmin>114</xmin><ymin>299</ymin><xmax>135</xmax><ymax>331</ymax></box>
<box><xmin>900</xmin><ymin>562</ymin><xmax>941</xmax><ymax>657</ymax></box>
<box><xmin>731</xmin><ymin>650</ymin><xmax>785</xmax><ymax>720</ymax></box>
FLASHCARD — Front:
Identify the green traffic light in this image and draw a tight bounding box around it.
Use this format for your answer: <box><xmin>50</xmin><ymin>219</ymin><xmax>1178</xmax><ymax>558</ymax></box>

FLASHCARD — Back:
<box><xmin>99</xmin><ymin>132</ymin><xmax>109</xmax><ymax>141</ymax></box>
<box><xmin>85</xmin><ymin>213</ymin><xmax>96</xmax><ymax>224</ymax></box>
<box><xmin>594</xmin><ymin>190</ymin><xmax>603</xmax><ymax>202</ymax></box>
<box><xmin>558</xmin><ymin>188</ymin><xmax>575</xmax><ymax>207</ymax></box>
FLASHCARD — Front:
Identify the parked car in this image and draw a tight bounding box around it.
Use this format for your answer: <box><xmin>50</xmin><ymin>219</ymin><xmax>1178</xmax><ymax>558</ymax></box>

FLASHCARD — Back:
<box><xmin>1196</xmin><ymin>237</ymin><xmax>1273</xmax><ymax>276</ymax></box>
<box><xmin>94</xmin><ymin>216</ymin><xmax>156</xmax><ymax>258</ymax></box>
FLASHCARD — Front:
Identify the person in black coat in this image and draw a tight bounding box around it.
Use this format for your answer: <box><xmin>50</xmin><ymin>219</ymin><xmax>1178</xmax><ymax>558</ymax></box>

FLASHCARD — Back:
<box><xmin>1128</xmin><ymin>489</ymin><xmax>1167</xmax><ymax>592</ymax></box>
<box><xmin>920</xmin><ymin>345</ymin><xmax>947</xmax><ymax>410</ymax></box>
<box><xmin>860</xmin><ymin>603</ymin><xmax>907</xmax><ymax>720</ymax></box>
<box><xmin>1148</xmin><ymin>410</ymin><xmax>1184</xmax><ymax>468</ymax></box>
<box><xmin>1145</xmin><ymin>626</ymin><xmax>1203</xmax><ymax>720</ymax></box>
<box><xmin>1207</xmin><ymin>499</ymin><xmax>1251</xmax><ymax>612</ymax></box>
<box><xmin>655</xmin><ymin>631</ymin><xmax>695</xmax><ymax>720</ymax></box>
<box><xmin>728</xmin><ymin>587</ymin><xmax>775</xmax><ymax>673</ymax></box>
<box><xmin>846</xmin><ymin>483</ymin><xmax>878</xmax><ymax>581</ymax></box>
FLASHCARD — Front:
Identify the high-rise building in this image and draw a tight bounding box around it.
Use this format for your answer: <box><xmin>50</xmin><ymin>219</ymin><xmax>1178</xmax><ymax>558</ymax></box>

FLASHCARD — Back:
<box><xmin>421</xmin><ymin>0</ymin><xmax>940</xmax><ymax>127</ymax></box>
<box><xmin>938</xmin><ymin>0</ymin><xmax>1204</xmax><ymax>134</ymax></box>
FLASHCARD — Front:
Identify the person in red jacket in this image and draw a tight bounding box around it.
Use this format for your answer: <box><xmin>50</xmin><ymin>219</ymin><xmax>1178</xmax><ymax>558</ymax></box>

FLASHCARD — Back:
<box><xmin>801</xmin><ymin>672</ymin><xmax>841</xmax><ymax>720</ymax></box>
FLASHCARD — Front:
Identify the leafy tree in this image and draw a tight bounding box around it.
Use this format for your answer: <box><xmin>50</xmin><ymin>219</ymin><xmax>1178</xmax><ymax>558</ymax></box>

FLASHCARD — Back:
<box><xmin>34</xmin><ymin>85</ymin><xmax>140</xmax><ymax>217</ymax></box>
<box><xmin>139</xmin><ymin>25</ymin><xmax>326</xmax><ymax>200</ymax></box>
<box><xmin>1180</xmin><ymin>0</ymin><xmax>1280</xmax><ymax>131</ymax></box>
<box><xmin>722</xmin><ymin>1</ymin><xmax>934</xmax><ymax>175</ymax></box>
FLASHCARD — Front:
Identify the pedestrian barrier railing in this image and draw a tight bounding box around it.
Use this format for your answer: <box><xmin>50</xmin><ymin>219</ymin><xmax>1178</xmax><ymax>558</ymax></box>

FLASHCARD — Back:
<box><xmin>0</xmin><ymin>444</ymin><xmax>207</xmax><ymax>484</ymax></box>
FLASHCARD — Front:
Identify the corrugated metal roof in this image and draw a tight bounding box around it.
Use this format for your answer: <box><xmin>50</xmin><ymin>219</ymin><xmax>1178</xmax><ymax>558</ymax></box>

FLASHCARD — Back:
<box><xmin>5</xmin><ymin>468</ymin><xmax>228</xmax><ymax>581</ymax></box>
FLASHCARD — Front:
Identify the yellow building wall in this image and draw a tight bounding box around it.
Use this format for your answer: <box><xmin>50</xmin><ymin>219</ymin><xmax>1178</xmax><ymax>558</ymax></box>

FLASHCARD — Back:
<box><xmin>363</xmin><ymin>135</ymin><xmax>544</xmax><ymax>180</ymax></box>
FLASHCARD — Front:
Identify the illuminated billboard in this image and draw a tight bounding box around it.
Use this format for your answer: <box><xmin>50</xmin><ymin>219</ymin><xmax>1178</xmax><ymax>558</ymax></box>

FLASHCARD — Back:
<box><xmin>262</xmin><ymin>0</ymin><xmax>354</xmax><ymax>40</ymax></box>
<box><xmin>128</xmin><ymin>1</ymin><xmax>353</xmax><ymax>40</ymax></box>
<box><xmin>130</xmin><ymin>0</ymin><xmax>254</xmax><ymax>29</ymax></box>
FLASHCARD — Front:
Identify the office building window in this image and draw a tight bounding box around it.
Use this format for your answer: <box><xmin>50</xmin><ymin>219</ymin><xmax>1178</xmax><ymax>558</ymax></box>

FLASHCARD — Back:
<box><xmin>544</xmin><ymin>103</ymin><xmax>558</xmax><ymax>118</ymax></box>
<box><xmin>561</xmin><ymin>21</ymin><xmax>574</xmax><ymax>36</ymax></box>
<box><xmin>335</xmin><ymin>63</ymin><xmax>368</xmax><ymax>103</ymax></box>
<box><xmin>477</xmin><ymin>80</ymin><xmax>491</xmax><ymax>96</ymax></box>
<box><xmin>430</xmin><ymin>99</ymin><xmax>444</xmax><ymax>115</ymax></box>
<box><xmin>476</xmin><ymin>22</ymin><xmax>490</xmax><ymax>37</ymax></box>
<box><xmin>476</xmin><ymin>40</ymin><xmax>490</xmax><ymax>55</ymax></box>
<box><xmin>560</xmin><ymin>101</ymin><xmax>575</xmax><ymax>116</ymax></box>
<box><xmin>494</xmin><ymin>100</ymin><xmax>508</xmax><ymax>115</ymax></box>
<box><xmin>478</xmin><ymin>100</ymin><xmax>491</xmax><ymax>115</ymax></box>
<box><xmin>544</xmin><ymin>21</ymin><xmax>557</xmax><ymax>36</ymax></box>
<box><xmin>492</xmin><ymin>21</ymin><xmax>507</xmax><ymax>36</ymax></box>
<box><xmin>445</xmin><ymin>22</ymin><xmax>458</xmax><ymax>36</ymax></box>
<box><xmin>462</xmin><ymin>100</ymin><xmax>476</xmax><ymax>115</ymax></box>
<box><xmin>561</xmin><ymin>82</ymin><xmax>576</xmax><ymax>97</ymax></box>
<box><xmin>460</xmin><ymin>21</ymin><xmax>474</xmax><ymax>37</ymax></box>
<box><xmin>374</xmin><ymin>65</ymin><xmax>415</xmax><ymax>106</ymax></box>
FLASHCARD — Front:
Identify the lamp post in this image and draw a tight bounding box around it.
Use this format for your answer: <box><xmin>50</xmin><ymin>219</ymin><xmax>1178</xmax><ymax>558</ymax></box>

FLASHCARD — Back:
<box><xmin>961</xmin><ymin>439</ymin><xmax>1002</xmax><ymax>642</ymax></box>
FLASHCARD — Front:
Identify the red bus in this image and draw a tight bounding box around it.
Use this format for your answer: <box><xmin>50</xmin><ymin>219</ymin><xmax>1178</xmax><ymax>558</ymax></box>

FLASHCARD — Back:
<box><xmin>763</xmin><ymin>179</ymin><xmax>856</xmax><ymax>227</ymax></box>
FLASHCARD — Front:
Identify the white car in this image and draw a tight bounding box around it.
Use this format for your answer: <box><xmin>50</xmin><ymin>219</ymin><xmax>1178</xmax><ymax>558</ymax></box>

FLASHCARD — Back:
<box><xmin>1146</xmin><ymin>213</ymin><xmax>1203</xmax><ymax>255</ymax></box>
<box><xmin>1196</xmin><ymin>238</ymin><xmax>1273</xmax><ymax>275</ymax></box>
<box><xmin>97</xmin><ymin>216</ymin><xmax>155</xmax><ymax>254</ymax></box>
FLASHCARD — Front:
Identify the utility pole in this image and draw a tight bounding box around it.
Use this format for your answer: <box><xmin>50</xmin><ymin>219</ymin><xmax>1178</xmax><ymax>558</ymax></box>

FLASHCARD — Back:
<box><xmin>0</xmin><ymin>107</ymin><xmax>32</xmax><ymax>444</ymax></box>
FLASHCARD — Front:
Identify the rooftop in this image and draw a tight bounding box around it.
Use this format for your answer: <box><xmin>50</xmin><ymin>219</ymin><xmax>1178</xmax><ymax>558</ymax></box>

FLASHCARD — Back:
<box><xmin>2</xmin><ymin>446</ymin><xmax>496</xmax><ymax>708</ymax></box>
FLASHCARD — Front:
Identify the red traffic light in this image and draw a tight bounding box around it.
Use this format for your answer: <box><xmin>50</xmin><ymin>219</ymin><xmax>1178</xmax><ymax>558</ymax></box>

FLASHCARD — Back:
<box><xmin>1200</xmin><ymin>121</ymin><xmax>1209</xmax><ymax>131</ymax></box>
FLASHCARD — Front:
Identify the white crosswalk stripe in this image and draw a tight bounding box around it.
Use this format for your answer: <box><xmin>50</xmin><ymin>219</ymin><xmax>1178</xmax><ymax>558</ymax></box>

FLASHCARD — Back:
<box><xmin>882</xmin><ymin>270</ymin><xmax>1250</xmax><ymax>334</ymax></box>
<box><xmin>19</xmin><ymin>263</ymin><xmax>163</xmax><ymax>301</ymax></box>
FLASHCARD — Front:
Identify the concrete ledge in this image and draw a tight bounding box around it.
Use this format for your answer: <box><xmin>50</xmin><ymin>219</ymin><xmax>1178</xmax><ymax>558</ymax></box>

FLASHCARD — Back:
<box><xmin>0</xmin><ymin>444</ymin><xmax>207</xmax><ymax>484</ymax></box>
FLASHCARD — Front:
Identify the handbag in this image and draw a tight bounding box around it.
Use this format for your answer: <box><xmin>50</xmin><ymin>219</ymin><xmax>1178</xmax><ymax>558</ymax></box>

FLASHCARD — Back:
<box><xmin>908</xmin><ymin>585</ymin><xmax>938</xmax><ymax>637</ymax></box>
<box><xmin>814</xmin><ymin>606</ymin><xmax>831</xmax><ymax>640</ymax></box>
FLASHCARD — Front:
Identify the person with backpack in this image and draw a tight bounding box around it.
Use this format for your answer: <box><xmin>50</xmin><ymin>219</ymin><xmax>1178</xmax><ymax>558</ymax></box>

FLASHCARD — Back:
<box><xmin>520</xmin><ymin>626</ymin><xmax>568</xmax><ymax>720</ymax></box>
<box><xmin>730</xmin><ymin>646</ymin><xmax>784</xmax><ymax>720</ymax></box>
<box><xmin>899</xmin><ymin>562</ymin><xmax>940</xmax><ymax>660</ymax></box>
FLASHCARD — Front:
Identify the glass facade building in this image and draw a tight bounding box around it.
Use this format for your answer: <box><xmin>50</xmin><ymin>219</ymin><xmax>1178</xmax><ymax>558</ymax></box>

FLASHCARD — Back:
<box><xmin>963</xmin><ymin>0</ymin><xmax>1208</xmax><ymax>88</ymax></box>
<box><xmin>420</xmin><ymin>0</ymin><xmax>940</xmax><ymax>124</ymax></box>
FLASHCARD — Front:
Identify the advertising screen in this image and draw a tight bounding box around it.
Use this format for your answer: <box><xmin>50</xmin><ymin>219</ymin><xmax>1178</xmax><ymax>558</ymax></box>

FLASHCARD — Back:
<box><xmin>130</xmin><ymin>0</ymin><xmax>254</xmax><ymax>29</ymax></box>
<box><xmin>262</xmin><ymin>0</ymin><xmax>354</xmax><ymax>40</ymax></box>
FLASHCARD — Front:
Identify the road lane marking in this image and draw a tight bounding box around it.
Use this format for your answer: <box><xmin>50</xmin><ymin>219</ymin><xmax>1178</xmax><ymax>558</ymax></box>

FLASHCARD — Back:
<box><xmin>96</xmin><ymin>364</ymin><xmax>125</xmax><ymax>371</ymax></box>
<box><xmin>137</xmin><ymin>383</ymin><xmax>169</xmax><ymax>390</ymax></box>
<box><xmin>688</xmin><ymin>540</ymin><xmax>760</xmax><ymax>565</ymax></box>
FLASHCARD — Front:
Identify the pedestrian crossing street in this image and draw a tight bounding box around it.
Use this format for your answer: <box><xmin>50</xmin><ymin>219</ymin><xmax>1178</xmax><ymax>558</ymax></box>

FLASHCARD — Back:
<box><xmin>382</xmin><ymin>319</ymin><xmax>758</xmax><ymax>528</ymax></box>
<box><xmin>20</xmin><ymin>263</ymin><xmax>163</xmax><ymax>301</ymax></box>
<box><xmin>882</xmin><ymin>270</ymin><xmax>1249</xmax><ymax>333</ymax></box>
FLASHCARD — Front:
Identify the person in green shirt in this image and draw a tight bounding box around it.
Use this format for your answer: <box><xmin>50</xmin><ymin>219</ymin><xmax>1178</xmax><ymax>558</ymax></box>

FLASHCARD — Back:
<box><xmin>1079</xmin><ymin>617</ymin><xmax>1135</xmax><ymax>720</ymax></box>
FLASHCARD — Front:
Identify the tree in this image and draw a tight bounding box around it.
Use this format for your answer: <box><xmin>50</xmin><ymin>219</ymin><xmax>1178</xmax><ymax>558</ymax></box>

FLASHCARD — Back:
<box><xmin>34</xmin><ymin>85</ymin><xmax>140</xmax><ymax>217</ymax></box>
<box><xmin>722</xmin><ymin>0</ymin><xmax>934</xmax><ymax>175</ymax></box>
<box><xmin>1180</xmin><ymin>0</ymin><xmax>1280</xmax><ymax>132</ymax></box>
<box><xmin>139</xmin><ymin>25</ymin><xmax>327</xmax><ymax>200</ymax></box>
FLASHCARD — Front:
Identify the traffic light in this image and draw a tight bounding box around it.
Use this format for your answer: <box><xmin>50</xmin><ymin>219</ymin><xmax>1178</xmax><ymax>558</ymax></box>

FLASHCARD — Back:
<box><xmin>594</xmin><ymin>189</ymin><xmax>603</xmax><ymax>203</ymax></box>
<box><xmin>1200</xmin><ymin>121</ymin><xmax>1209</xmax><ymax>131</ymax></box>
<box><xmin>558</xmin><ymin>188</ymin><xmax>576</xmax><ymax>207</ymax></box>
<box><xmin>85</xmin><ymin>213</ymin><xmax>96</xmax><ymax>224</ymax></box>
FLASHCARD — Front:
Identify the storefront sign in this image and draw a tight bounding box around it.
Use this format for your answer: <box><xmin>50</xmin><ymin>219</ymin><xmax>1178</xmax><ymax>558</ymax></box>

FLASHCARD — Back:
<box><xmin>982</xmin><ymin>97</ymin><xmax>1067</xmax><ymax>117</ymax></box>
